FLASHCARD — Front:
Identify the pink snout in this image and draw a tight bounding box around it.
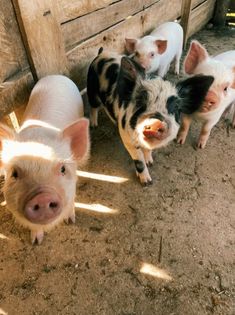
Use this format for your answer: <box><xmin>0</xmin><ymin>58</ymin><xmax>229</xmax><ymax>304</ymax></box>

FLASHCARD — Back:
<box><xmin>24</xmin><ymin>192</ymin><xmax>62</xmax><ymax>224</ymax></box>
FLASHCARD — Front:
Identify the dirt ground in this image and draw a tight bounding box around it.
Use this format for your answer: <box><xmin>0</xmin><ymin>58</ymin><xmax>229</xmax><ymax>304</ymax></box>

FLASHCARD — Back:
<box><xmin>0</xmin><ymin>27</ymin><xmax>235</xmax><ymax>315</ymax></box>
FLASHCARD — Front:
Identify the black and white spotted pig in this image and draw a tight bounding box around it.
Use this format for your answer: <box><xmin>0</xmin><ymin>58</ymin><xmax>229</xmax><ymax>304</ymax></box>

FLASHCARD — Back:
<box><xmin>87</xmin><ymin>48</ymin><xmax>214</xmax><ymax>185</ymax></box>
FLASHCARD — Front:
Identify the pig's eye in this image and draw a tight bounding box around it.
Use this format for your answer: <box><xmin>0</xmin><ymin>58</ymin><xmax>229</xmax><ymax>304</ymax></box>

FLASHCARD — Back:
<box><xmin>11</xmin><ymin>169</ymin><xmax>18</xmax><ymax>179</ymax></box>
<box><xmin>150</xmin><ymin>52</ymin><xmax>155</xmax><ymax>58</ymax></box>
<box><xmin>60</xmin><ymin>165</ymin><xmax>66</xmax><ymax>175</ymax></box>
<box><xmin>224</xmin><ymin>86</ymin><xmax>228</xmax><ymax>92</ymax></box>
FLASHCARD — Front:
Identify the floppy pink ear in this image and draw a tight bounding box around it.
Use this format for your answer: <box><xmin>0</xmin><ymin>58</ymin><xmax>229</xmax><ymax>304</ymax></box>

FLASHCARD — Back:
<box><xmin>125</xmin><ymin>38</ymin><xmax>137</xmax><ymax>54</ymax></box>
<box><xmin>62</xmin><ymin>118</ymin><xmax>90</xmax><ymax>161</ymax></box>
<box><xmin>155</xmin><ymin>40</ymin><xmax>167</xmax><ymax>54</ymax></box>
<box><xmin>184</xmin><ymin>40</ymin><xmax>209</xmax><ymax>74</ymax></box>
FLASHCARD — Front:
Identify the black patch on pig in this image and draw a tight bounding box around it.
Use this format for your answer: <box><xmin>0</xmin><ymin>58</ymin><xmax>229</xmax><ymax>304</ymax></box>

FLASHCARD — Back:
<box><xmin>106</xmin><ymin>63</ymin><xmax>119</xmax><ymax>94</ymax></box>
<box><xmin>176</xmin><ymin>75</ymin><xmax>214</xmax><ymax>114</ymax></box>
<box><xmin>87</xmin><ymin>64</ymin><xmax>102</xmax><ymax>109</ymax></box>
<box><xmin>166</xmin><ymin>95</ymin><xmax>181</xmax><ymax>123</ymax></box>
<box><xmin>129</xmin><ymin>87</ymin><xmax>148</xmax><ymax>129</ymax></box>
<box><xmin>134</xmin><ymin>160</ymin><xmax>145</xmax><ymax>173</ymax></box>
<box><xmin>97</xmin><ymin>58</ymin><xmax>115</xmax><ymax>75</ymax></box>
<box><xmin>117</xmin><ymin>57</ymin><xmax>145</xmax><ymax>109</ymax></box>
<box><xmin>150</xmin><ymin>112</ymin><xmax>165</xmax><ymax>121</ymax></box>
<box><xmin>121</xmin><ymin>113</ymin><xmax>126</xmax><ymax>129</ymax></box>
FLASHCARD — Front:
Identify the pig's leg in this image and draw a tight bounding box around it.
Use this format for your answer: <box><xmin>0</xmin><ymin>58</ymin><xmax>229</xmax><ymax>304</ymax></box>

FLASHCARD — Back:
<box><xmin>197</xmin><ymin>121</ymin><xmax>214</xmax><ymax>149</ymax></box>
<box><xmin>158</xmin><ymin>64</ymin><xmax>169</xmax><ymax>78</ymax></box>
<box><xmin>174</xmin><ymin>50</ymin><xmax>182</xmax><ymax>75</ymax></box>
<box><xmin>64</xmin><ymin>204</ymin><xmax>76</xmax><ymax>224</ymax></box>
<box><xmin>89</xmin><ymin>94</ymin><xmax>103</xmax><ymax>127</ymax></box>
<box><xmin>143</xmin><ymin>149</ymin><xmax>153</xmax><ymax>166</ymax></box>
<box><xmin>90</xmin><ymin>107</ymin><xmax>99</xmax><ymax>127</ymax></box>
<box><xmin>118</xmin><ymin>125</ymin><xmax>152</xmax><ymax>185</ymax></box>
<box><xmin>232</xmin><ymin>105</ymin><xmax>235</xmax><ymax>127</ymax></box>
<box><xmin>177</xmin><ymin>114</ymin><xmax>192</xmax><ymax>144</ymax></box>
<box><xmin>31</xmin><ymin>229</ymin><xmax>44</xmax><ymax>245</ymax></box>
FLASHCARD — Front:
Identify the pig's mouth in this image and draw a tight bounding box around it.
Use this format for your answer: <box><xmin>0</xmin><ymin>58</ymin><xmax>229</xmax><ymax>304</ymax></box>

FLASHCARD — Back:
<box><xmin>23</xmin><ymin>188</ymin><xmax>63</xmax><ymax>225</ymax></box>
<box><xmin>143</xmin><ymin>120</ymin><xmax>168</xmax><ymax>141</ymax></box>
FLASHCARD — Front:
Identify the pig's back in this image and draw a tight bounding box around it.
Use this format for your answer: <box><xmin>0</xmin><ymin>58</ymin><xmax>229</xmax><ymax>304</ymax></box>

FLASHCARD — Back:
<box><xmin>151</xmin><ymin>22</ymin><xmax>183</xmax><ymax>44</ymax></box>
<box><xmin>23</xmin><ymin>75</ymin><xmax>84</xmax><ymax>130</ymax></box>
<box><xmin>214</xmin><ymin>51</ymin><xmax>235</xmax><ymax>68</ymax></box>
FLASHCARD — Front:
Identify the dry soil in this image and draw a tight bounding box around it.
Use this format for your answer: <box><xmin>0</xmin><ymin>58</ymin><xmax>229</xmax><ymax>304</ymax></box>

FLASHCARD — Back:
<box><xmin>0</xmin><ymin>27</ymin><xmax>234</xmax><ymax>315</ymax></box>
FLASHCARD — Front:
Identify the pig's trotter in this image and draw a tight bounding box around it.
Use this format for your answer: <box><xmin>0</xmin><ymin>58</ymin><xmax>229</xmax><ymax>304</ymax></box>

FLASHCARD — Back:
<box><xmin>143</xmin><ymin>149</ymin><xmax>153</xmax><ymax>167</ymax></box>
<box><xmin>90</xmin><ymin>108</ymin><xmax>99</xmax><ymax>127</ymax></box>
<box><xmin>64</xmin><ymin>207</ymin><xmax>76</xmax><ymax>224</ymax></box>
<box><xmin>31</xmin><ymin>230</ymin><xmax>44</xmax><ymax>245</ymax></box>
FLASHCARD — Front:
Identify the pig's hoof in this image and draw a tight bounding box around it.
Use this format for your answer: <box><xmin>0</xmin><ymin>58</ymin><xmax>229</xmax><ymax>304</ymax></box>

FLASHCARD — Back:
<box><xmin>177</xmin><ymin>135</ymin><xmax>186</xmax><ymax>145</ymax></box>
<box><xmin>142</xmin><ymin>179</ymin><xmax>153</xmax><ymax>187</ymax></box>
<box><xmin>31</xmin><ymin>230</ymin><xmax>44</xmax><ymax>245</ymax></box>
<box><xmin>197</xmin><ymin>141</ymin><xmax>206</xmax><ymax>149</ymax></box>
<box><xmin>146</xmin><ymin>161</ymin><xmax>153</xmax><ymax>167</ymax></box>
<box><xmin>64</xmin><ymin>213</ymin><xmax>76</xmax><ymax>224</ymax></box>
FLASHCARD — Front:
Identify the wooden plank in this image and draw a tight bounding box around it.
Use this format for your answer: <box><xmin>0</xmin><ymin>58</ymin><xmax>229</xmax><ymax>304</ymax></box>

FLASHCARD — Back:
<box><xmin>180</xmin><ymin>0</ymin><xmax>193</xmax><ymax>49</ymax></box>
<box><xmin>59</xmin><ymin>0</ymin><xmax>114</xmax><ymax>23</ymax></box>
<box><xmin>192</xmin><ymin>0</ymin><xmax>207</xmax><ymax>9</ymax></box>
<box><xmin>0</xmin><ymin>0</ymin><xmax>29</xmax><ymax>83</ymax></box>
<box><xmin>188</xmin><ymin>0</ymin><xmax>216</xmax><ymax>38</ymax></box>
<box><xmin>12</xmin><ymin>0</ymin><xmax>68</xmax><ymax>80</ymax></box>
<box><xmin>66</xmin><ymin>0</ymin><xmax>181</xmax><ymax>90</ymax></box>
<box><xmin>62</xmin><ymin>0</ymin><xmax>157</xmax><ymax>51</ymax></box>
<box><xmin>0</xmin><ymin>71</ymin><xmax>34</xmax><ymax>117</ymax></box>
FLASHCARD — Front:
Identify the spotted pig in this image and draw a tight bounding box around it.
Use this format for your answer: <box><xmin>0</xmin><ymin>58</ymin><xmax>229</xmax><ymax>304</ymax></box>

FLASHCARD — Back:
<box><xmin>87</xmin><ymin>48</ymin><xmax>214</xmax><ymax>185</ymax></box>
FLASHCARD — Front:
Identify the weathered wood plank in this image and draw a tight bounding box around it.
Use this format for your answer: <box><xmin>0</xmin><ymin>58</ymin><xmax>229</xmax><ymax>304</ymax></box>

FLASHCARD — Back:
<box><xmin>0</xmin><ymin>71</ymin><xmax>34</xmax><ymax>117</ymax></box>
<box><xmin>12</xmin><ymin>0</ymin><xmax>68</xmax><ymax>80</ymax></box>
<box><xmin>188</xmin><ymin>0</ymin><xmax>216</xmax><ymax>37</ymax></box>
<box><xmin>59</xmin><ymin>0</ymin><xmax>114</xmax><ymax>23</ymax></box>
<box><xmin>67</xmin><ymin>0</ymin><xmax>182</xmax><ymax>90</ymax></box>
<box><xmin>0</xmin><ymin>0</ymin><xmax>29</xmax><ymax>83</ymax></box>
<box><xmin>62</xmin><ymin>0</ymin><xmax>157</xmax><ymax>51</ymax></box>
<box><xmin>181</xmin><ymin>0</ymin><xmax>193</xmax><ymax>48</ymax></box>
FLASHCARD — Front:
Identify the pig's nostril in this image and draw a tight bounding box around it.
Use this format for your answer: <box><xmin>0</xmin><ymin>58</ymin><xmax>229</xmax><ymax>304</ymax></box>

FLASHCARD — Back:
<box><xmin>49</xmin><ymin>202</ymin><xmax>58</xmax><ymax>209</ymax></box>
<box><xmin>34</xmin><ymin>204</ymin><xmax>40</xmax><ymax>211</ymax></box>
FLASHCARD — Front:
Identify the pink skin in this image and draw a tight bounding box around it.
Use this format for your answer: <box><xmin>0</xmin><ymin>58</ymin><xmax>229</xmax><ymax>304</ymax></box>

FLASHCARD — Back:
<box><xmin>177</xmin><ymin>40</ymin><xmax>235</xmax><ymax>148</ymax></box>
<box><xmin>24</xmin><ymin>191</ymin><xmax>62</xmax><ymax>225</ymax></box>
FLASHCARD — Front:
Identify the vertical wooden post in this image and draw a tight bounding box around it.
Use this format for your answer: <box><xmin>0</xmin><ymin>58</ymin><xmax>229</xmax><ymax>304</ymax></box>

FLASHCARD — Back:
<box><xmin>180</xmin><ymin>0</ymin><xmax>193</xmax><ymax>49</ymax></box>
<box><xmin>213</xmin><ymin>0</ymin><xmax>230</xmax><ymax>26</ymax></box>
<box><xmin>12</xmin><ymin>0</ymin><xmax>68</xmax><ymax>81</ymax></box>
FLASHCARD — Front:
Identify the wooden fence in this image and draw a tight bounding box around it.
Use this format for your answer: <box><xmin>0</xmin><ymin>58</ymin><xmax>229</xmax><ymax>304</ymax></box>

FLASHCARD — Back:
<box><xmin>0</xmin><ymin>0</ymin><xmax>216</xmax><ymax>118</ymax></box>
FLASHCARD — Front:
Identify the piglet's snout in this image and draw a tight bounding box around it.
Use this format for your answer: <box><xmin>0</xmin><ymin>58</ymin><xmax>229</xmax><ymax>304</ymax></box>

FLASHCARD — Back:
<box><xmin>24</xmin><ymin>192</ymin><xmax>62</xmax><ymax>224</ymax></box>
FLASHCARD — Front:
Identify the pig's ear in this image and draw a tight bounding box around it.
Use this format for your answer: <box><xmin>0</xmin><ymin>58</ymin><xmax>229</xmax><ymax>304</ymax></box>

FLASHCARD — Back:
<box><xmin>155</xmin><ymin>40</ymin><xmax>167</xmax><ymax>54</ymax></box>
<box><xmin>62</xmin><ymin>118</ymin><xmax>90</xmax><ymax>162</ymax></box>
<box><xmin>125</xmin><ymin>38</ymin><xmax>137</xmax><ymax>53</ymax></box>
<box><xmin>120</xmin><ymin>56</ymin><xmax>145</xmax><ymax>81</ymax></box>
<box><xmin>184</xmin><ymin>40</ymin><xmax>209</xmax><ymax>74</ymax></box>
<box><xmin>117</xmin><ymin>57</ymin><xmax>145</xmax><ymax>105</ymax></box>
<box><xmin>176</xmin><ymin>74</ymin><xmax>214</xmax><ymax>114</ymax></box>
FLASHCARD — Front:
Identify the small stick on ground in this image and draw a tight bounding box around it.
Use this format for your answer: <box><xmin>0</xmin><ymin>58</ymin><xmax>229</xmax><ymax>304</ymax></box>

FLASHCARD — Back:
<box><xmin>158</xmin><ymin>235</ymin><xmax>163</xmax><ymax>263</ymax></box>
